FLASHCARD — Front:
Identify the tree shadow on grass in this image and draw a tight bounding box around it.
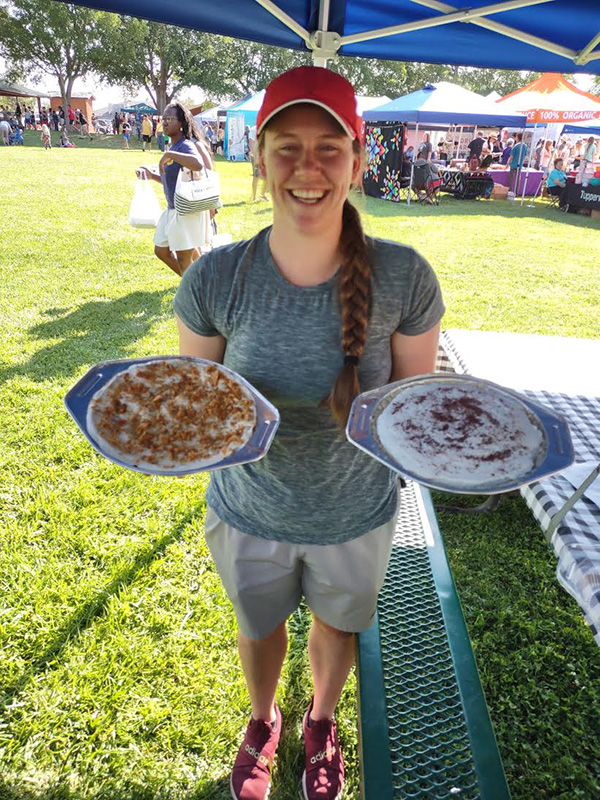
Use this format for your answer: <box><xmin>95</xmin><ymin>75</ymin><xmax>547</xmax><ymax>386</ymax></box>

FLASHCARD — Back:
<box><xmin>0</xmin><ymin>502</ymin><xmax>205</xmax><ymax>712</ymax></box>
<box><xmin>0</xmin><ymin>498</ymin><xmax>249</xmax><ymax>800</ymax></box>
<box><xmin>1</xmin><ymin>289</ymin><xmax>173</xmax><ymax>385</ymax></box>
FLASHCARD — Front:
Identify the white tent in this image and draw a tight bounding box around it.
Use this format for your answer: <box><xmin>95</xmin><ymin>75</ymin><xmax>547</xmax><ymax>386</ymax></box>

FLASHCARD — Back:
<box><xmin>194</xmin><ymin>104</ymin><xmax>229</xmax><ymax>124</ymax></box>
<box><xmin>356</xmin><ymin>95</ymin><xmax>391</xmax><ymax>116</ymax></box>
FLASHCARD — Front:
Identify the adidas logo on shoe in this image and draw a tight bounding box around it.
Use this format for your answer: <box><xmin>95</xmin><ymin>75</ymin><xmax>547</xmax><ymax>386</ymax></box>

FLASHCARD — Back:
<box><xmin>310</xmin><ymin>746</ymin><xmax>336</xmax><ymax>764</ymax></box>
<box><xmin>245</xmin><ymin>743</ymin><xmax>271</xmax><ymax>767</ymax></box>
<box><xmin>302</xmin><ymin>700</ymin><xmax>344</xmax><ymax>800</ymax></box>
<box><xmin>231</xmin><ymin>705</ymin><xmax>282</xmax><ymax>800</ymax></box>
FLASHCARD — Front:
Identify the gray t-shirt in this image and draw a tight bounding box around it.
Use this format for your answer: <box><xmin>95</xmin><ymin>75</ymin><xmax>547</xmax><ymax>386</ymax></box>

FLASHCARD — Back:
<box><xmin>173</xmin><ymin>227</ymin><xmax>444</xmax><ymax>545</ymax></box>
<box><xmin>417</xmin><ymin>140</ymin><xmax>433</xmax><ymax>159</ymax></box>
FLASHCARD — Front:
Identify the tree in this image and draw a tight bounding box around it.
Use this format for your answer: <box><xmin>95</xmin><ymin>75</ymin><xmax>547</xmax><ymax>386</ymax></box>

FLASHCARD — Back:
<box><xmin>95</xmin><ymin>21</ymin><xmax>310</xmax><ymax>109</ymax></box>
<box><xmin>333</xmin><ymin>59</ymin><xmax>451</xmax><ymax>97</ymax></box>
<box><xmin>195</xmin><ymin>36</ymin><xmax>310</xmax><ymax>98</ymax></box>
<box><xmin>453</xmin><ymin>67</ymin><xmax>540</xmax><ymax>97</ymax></box>
<box><xmin>0</xmin><ymin>0</ymin><xmax>112</xmax><ymax>114</ymax></box>
<box><xmin>95</xmin><ymin>17</ymin><xmax>225</xmax><ymax>113</ymax></box>
<box><xmin>0</xmin><ymin>61</ymin><xmax>27</xmax><ymax>86</ymax></box>
<box><xmin>93</xmin><ymin>14</ymin><xmax>542</xmax><ymax>107</ymax></box>
<box><xmin>333</xmin><ymin>59</ymin><xmax>539</xmax><ymax>100</ymax></box>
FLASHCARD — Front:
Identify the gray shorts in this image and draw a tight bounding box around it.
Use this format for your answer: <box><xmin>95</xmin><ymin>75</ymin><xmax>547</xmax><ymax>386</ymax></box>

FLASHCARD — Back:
<box><xmin>203</xmin><ymin>504</ymin><xmax>399</xmax><ymax>640</ymax></box>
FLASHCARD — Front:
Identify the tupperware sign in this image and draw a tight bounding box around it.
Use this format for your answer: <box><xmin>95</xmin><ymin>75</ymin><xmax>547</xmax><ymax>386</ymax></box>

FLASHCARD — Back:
<box><xmin>580</xmin><ymin>190</ymin><xmax>600</xmax><ymax>205</ymax></box>
<box><xmin>527</xmin><ymin>109</ymin><xmax>600</xmax><ymax>123</ymax></box>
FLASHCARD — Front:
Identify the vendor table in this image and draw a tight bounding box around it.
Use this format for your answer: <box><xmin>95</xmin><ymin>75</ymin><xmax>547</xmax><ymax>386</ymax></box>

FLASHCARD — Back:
<box><xmin>439</xmin><ymin>167</ymin><xmax>494</xmax><ymax>200</ymax></box>
<box><xmin>559</xmin><ymin>181</ymin><xmax>600</xmax><ymax>212</ymax></box>
<box><xmin>491</xmin><ymin>168</ymin><xmax>544</xmax><ymax>196</ymax></box>
<box><xmin>439</xmin><ymin>329</ymin><xmax>600</xmax><ymax>646</ymax></box>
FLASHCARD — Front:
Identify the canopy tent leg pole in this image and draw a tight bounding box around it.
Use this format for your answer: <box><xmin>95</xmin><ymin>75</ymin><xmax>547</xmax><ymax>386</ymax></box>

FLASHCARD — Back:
<box><xmin>457</xmin><ymin>125</ymin><xmax>463</xmax><ymax>162</ymax></box>
<box><xmin>314</xmin><ymin>0</ymin><xmax>331</xmax><ymax>65</ymax></box>
<box><xmin>408</xmin><ymin>122</ymin><xmax>418</xmax><ymax>205</ymax></box>
<box><xmin>527</xmin><ymin>175</ymin><xmax>544</xmax><ymax>207</ymax></box>
<box><xmin>528</xmin><ymin>124</ymin><xmax>556</xmax><ymax>207</ymax></box>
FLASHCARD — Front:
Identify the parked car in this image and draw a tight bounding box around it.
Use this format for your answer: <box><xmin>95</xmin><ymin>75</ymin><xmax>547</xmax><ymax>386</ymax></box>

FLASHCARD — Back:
<box><xmin>95</xmin><ymin>119</ymin><xmax>111</xmax><ymax>135</ymax></box>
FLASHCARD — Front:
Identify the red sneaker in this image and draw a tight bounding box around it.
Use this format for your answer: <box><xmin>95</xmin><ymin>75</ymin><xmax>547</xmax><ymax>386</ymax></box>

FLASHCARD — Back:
<box><xmin>302</xmin><ymin>699</ymin><xmax>344</xmax><ymax>800</ymax></box>
<box><xmin>230</xmin><ymin>704</ymin><xmax>282</xmax><ymax>800</ymax></box>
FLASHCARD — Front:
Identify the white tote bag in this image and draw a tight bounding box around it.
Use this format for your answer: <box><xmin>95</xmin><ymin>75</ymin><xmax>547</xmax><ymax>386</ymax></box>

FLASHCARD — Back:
<box><xmin>128</xmin><ymin>175</ymin><xmax>162</xmax><ymax>228</ymax></box>
<box><xmin>174</xmin><ymin>167</ymin><xmax>221</xmax><ymax>214</ymax></box>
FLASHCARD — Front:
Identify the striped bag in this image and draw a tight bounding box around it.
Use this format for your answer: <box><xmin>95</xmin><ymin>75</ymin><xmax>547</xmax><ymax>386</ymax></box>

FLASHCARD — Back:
<box><xmin>174</xmin><ymin>167</ymin><xmax>221</xmax><ymax>214</ymax></box>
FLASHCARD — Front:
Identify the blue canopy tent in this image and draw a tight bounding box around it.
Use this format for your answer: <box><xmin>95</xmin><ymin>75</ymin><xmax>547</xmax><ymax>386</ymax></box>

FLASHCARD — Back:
<box><xmin>363</xmin><ymin>82</ymin><xmax>527</xmax><ymax>202</ymax></box>
<box><xmin>55</xmin><ymin>1</ymin><xmax>600</xmax><ymax>198</ymax></box>
<box><xmin>562</xmin><ymin>120</ymin><xmax>600</xmax><ymax>136</ymax></box>
<box><xmin>54</xmin><ymin>1</ymin><xmax>600</xmax><ymax>75</ymax></box>
<box><xmin>365</xmin><ymin>82</ymin><xmax>528</xmax><ymax>127</ymax></box>
<box><xmin>121</xmin><ymin>102</ymin><xmax>158</xmax><ymax>114</ymax></box>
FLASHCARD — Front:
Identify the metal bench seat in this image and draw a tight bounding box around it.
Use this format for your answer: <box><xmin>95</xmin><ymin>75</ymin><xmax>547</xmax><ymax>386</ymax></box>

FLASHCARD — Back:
<box><xmin>357</xmin><ymin>481</ymin><xmax>510</xmax><ymax>799</ymax></box>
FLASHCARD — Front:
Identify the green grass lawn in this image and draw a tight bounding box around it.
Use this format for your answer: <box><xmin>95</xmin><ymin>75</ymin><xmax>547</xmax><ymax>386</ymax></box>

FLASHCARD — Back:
<box><xmin>1</xmin><ymin>132</ymin><xmax>600</xmax><ymax>800</ymax></box>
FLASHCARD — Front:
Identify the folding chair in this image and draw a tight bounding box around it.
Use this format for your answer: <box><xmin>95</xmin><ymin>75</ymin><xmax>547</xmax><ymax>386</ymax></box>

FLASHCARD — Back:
<box><xmin>545</xmin><ymin>180</ymin><xmax>561</xmax><ymax>209</ymax></box>
<box><xmin>397</xmin><ymin>160</ymin><xmax>413</xmax><ymax>202</ymax></box>
<box><xmin>412</xmin><ymin>163</ymin><xmax>441</xmax><ymax>205</ymax></box>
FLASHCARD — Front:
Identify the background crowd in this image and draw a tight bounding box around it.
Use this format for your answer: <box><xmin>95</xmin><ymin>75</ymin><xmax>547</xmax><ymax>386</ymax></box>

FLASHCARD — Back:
<box><xmin>0</xmin><ymin>100</ymin><xmax>96</xmax><ymax>146</ymax></box>
<box><xmin>405</xmin><ymin>125</ymin><xmax>599</xmax><ymax>198</ymax></box>
<box><xmin>405</xmin><ymin>126</ymin><xmax>598</xmax><ymax>175</ymax></box>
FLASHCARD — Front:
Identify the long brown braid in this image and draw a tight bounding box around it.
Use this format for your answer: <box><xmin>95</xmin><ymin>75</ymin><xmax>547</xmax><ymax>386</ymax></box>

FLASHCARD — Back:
<box><xmin>324</xmin><ymin>198</ymin><xmax>371</xmax><ymax>428</ymax></box>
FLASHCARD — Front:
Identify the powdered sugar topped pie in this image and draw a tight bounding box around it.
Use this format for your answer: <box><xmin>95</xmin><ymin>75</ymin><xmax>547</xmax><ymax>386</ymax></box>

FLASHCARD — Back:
<box><xmin>375</xmin><ymin>380</ymin><xmax>544</xmax><ymax>487</ymax></box>
<box><xmin>87</xmin><ymin>359</ymin><xmax>256</xmax><ymax>471</ymax></box>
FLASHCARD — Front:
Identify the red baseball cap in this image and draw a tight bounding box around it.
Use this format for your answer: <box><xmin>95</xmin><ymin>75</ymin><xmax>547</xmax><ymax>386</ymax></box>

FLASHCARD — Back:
<box><xmin>256</xmin><ymin>66</ymin><xmax>361</xmax><ymax>139</ymax></box>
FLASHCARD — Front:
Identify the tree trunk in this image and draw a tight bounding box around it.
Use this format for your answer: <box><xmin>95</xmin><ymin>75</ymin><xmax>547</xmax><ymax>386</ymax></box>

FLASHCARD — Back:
<box><xmin>58</xmin><ymin>73</ymin><xmax>79</xmax><ymax>130</ymax></box>
<box><xmin>157</xmin><ymin>60</ymin><xmax>169</xmax><ymax>114</ymax></box>
<box><xmin>57</xmin><ymin>75</ymin><xmax>69</xmax><ymax>129</ymax></box>
<box><xmin>144</xmin><ymin>83</ymin><xmax>159</xmax><ymax>112</ymax></box>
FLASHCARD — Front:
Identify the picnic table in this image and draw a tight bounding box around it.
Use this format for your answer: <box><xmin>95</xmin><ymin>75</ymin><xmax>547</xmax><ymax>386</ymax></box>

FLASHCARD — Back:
<box><xmin>355</xmin><ymin>342</ymin><xmax>515</xmax><ymax>799</ymax></box>
<box><xmin>357</xmin><ymin>479</ymin><xmax>510</xmax><ymax>799</ymax></box>
<box><xmin>439</xmin><ymin>329</ymin><xmax>600</xmax><ymax>645</ymax></box>
<box><xmin>439</xmin><ymin>167</ymin><xmax>494</xmax><ymax>200</ymax></box>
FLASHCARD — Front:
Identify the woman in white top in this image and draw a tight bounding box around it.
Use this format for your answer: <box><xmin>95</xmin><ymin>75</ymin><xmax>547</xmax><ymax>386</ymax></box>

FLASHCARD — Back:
<box><xmin>539</xmin><ymin>139</ymin><xmax>554</xmax><ymax>173</ymax></box>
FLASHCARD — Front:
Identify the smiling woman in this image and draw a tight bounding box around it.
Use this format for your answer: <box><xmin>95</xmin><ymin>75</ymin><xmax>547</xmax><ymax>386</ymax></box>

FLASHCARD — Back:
<box><xmin>172</xmin><ymin>66</ymin><xmax>445</xmax><ymax>800</ymax></box>
<box><xmin>258</xmin><ymin>104</ymin><xmax>361</xmax><ymax>262</ymax></box>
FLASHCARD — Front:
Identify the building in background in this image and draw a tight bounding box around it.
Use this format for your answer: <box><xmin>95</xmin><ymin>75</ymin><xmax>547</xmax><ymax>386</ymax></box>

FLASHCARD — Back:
<box><xmin>50</xmin><ymin>94</ymin><xmax>95</xmax><ymax>129</ymax></box>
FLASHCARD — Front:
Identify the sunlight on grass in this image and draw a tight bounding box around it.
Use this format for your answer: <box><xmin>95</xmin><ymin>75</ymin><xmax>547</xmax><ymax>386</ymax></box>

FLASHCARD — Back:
<box><xmin>1</xmin><ymin>135</ymin><xmax>599</xmax><ymax>800</ymax></box>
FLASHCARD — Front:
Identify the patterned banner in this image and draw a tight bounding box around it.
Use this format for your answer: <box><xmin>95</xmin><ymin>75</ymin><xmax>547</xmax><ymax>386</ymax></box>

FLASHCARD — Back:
<box><xmin>363</xmin><ymin>123</ymin><xmax>405</xmax><ymax>202</ymax></box>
